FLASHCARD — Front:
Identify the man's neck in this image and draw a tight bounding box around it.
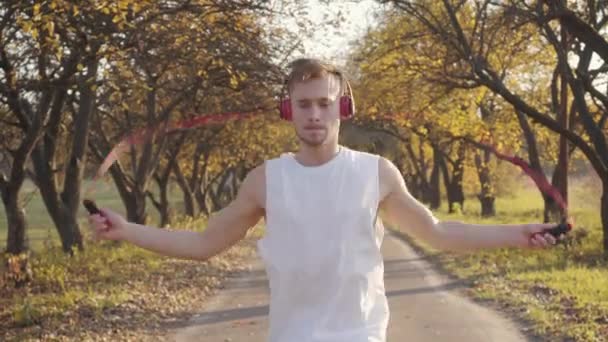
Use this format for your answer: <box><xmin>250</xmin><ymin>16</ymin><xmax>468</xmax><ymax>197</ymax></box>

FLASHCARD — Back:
<box><xmin>294</xmin><ymin>143</ymin><xmax>341</xmax><ymax>167</ymax></box>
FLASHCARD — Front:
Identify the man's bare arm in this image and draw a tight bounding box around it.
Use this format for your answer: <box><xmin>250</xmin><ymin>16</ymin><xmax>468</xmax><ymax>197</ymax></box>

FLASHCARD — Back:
<box><xmin>92</xmin><ymin>164</ymin><xmax>266</xmax><ymax>261</ymax></box>
<box><xmin>378</xmin><ymin>157</ymin><xmax>557</xmax><ymax>252</ymax></box>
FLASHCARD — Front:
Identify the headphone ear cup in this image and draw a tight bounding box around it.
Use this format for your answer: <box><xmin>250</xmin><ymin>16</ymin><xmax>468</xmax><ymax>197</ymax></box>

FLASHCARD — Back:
<box><xmin>279</xmin><ymin>99</ymin><xmax>292</xmax><ymax>121</ymax></box>
<box><xmin>339</xmin><ymin>96</ymin><xmax>355</xmax><ymax>119</ymax></box>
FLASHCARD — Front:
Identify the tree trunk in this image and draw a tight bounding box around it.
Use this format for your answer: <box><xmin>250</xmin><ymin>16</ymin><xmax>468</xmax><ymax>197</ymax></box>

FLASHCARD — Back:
<box><xmin>182</xmin><ymin>184</ymin><xmax>196</xmax><ymax>217</ymax></box>
<box><xmin>148</xmin><ymin>180</ymin><xmax>173</xmax><ymax>228</ymax></box>
<box><xmin>448</xmin><ymin>168</ymin><xmax>465</xmax><ymax>213</ymax></box>
<box><xmin>405</xmin><ymin>142</ymin><xmax>431</xmax><ymax>203</ymax></box>
<box><xmin>557</xmin><ymin>17</ymin><xmax>569</xmax><ymax>206</ymax></box>
<box><xmin>452</xmin><ymin>144</ymin><xmax>466</xmax><ymax>212</ymax></box>
<box><xmin>546</xmin><ymin>23</ymin><xmax>570</xmax><ymax>223</ymax></box>
<box><xmin>0</xmin><ymin>131</ymin><xmax>39</xmax><ymax>254</ymax></box>
<box><xmin>197</xmin><ymin>167</ymin><xmax>226</xmax><ymax>215</ymax></box>
<box><xmin>31</xmin><ymin>147</ymin><xmax>84</xmax><ymax>253</ymax></box>
<box><xmin>451</xmin><ymin>170</ymin><xmax>464</xmax><ymax>211</ymax></box>
<box><xmin>394</xmin><ymin>157</ymin><xmax>416</xmax><ymax>197</ymax></box>
<box><xmin>149</xmin><ymin>134</ymin><xmax>185</xmax><ymax>226</ymax></box>
<box><xmin>439</xmin><ymin>145</ymin><xmax>466</xmax><ymax>214</ymax></box>
<box><xmin>29</xmin><ymin>55</ymin><xmax>98</xmax><ymax>254</ymax></box>
<box><xmin>230</xmin><ymin>165</ymin><xmax>245</xmax><ymax>200</ymax></box>
<box><xmin>157</xmin><ymin>177</ymin><xmax>171</xmax><ymax>227</ymax></box>
<box><xmin>174</xmin><ymin>163</ymin><xmax>196</xmax><ymax>217</ymax></box>
<box><xmin>189</xmin><ymin>147</ymin><xmax>213</xmax><ymax>216</ymax></box>
<box><xmin>148</xmin><ymin>182</ymin><xmax>172</xmax><ymax>228</ymax></box>
<box><xmin>31</xmin><ymin>157</ymin><xmax>84</xmax><ymax>252</ymax></box>
<box><xmin>602</xmin><ymin>180</ymin><xmax>608</xmax><ymax>254</ymax></box>
<box><xmin>0</xmin><ymin>20</ymin><xmax>81</xmax><ymax>254</ymax></box>
<box><xmin>475</xmin><ymin>150</ymin><xmax>495</xmax><ymax>217</ymax></box>
<box><xmin>544</xmin><ymin>129</ymin><xmax>568</xmax><ymax>218</ymax></box>
<box><xmin>2</xmin><ymin>75</ymin><xmax>55</xmax><ymax>254</ymax></box>
<box><xmin>479</xmin><ymin>193</ymin><xmax>495</xmax><ymax>217</ymax></box>
<box><xmin>125</xmin><ymin>191</ymin><xmax>148</xmax><ymax>224</ymax></box>
<box><xmin>416</xmin><ymin>176</ymin><xmax>428</xmax><ymax>201</ymax></box>
<box><xmin>195</xmin><ymin>185</ymin><xmax>208</xmax><ymax>216</ymax></box>
<box><xmin>56</xmin><ymin>213</ymin><xmax>82</xmax><ymax>253</ymax></box>
<box><xmin>209</xmin><ymin>185</ymin><xmax>222</xmax><ymax>212</ymax></box>
<box><xmin>429</xmin><ymin>146</ymin><xmax>441</xmax><ymax>209</ymax></box>
<box><xmin>514</xmin><ymin>109</ymin><xmax>559</xmax><ymax>222</ymax></box>
<box><xmin>439</xmin><ymin>158</ymin><xmax>451</xmax><ymax>212</ymax></box>
<box><xmin>210</xmin><ymin>168</ymin><xmax>233</xmax><ymax>211</ymax></box>
<box><xmin>406</xmin><ymin>174</ymin><xmax>421</xmax><ymax>199</ymax></box>
<box><xmin>1</xmin><ymin>182</ymin><xmax>28</xmax><ymax>254</ymax></box>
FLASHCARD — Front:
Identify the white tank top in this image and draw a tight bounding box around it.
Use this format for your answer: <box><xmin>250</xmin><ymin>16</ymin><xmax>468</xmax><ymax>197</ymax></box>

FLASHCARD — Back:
<box><xmin>258</xmin><ymin>146</ymin><xmax>389</xmax><ymax>342</ymax></box>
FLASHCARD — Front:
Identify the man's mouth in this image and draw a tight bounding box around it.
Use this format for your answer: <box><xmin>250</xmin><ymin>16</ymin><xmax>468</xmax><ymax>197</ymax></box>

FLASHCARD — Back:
<box><xmin>304</xmin><ymin>125</ymin><xmax>325</xmax><ymax>131</ymax></box>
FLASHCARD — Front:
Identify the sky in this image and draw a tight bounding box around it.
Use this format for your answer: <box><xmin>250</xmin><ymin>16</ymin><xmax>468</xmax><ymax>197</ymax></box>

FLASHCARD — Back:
<box><xmin>280</xmin><ymin>1</ymin><xmax>605</xmax><ymax>66</ymax></box>
<box><xmin>280</xmin><ymin>0</ymin><xmax>385</xmax><ymax>63</ymax></box>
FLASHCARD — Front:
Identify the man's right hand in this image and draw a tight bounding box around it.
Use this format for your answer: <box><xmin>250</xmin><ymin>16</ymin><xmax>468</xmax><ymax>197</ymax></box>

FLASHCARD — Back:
<box><xmin>88</xmin><ymin>208</ymin><xmax>128</xmax><ymax>241</ymax></box>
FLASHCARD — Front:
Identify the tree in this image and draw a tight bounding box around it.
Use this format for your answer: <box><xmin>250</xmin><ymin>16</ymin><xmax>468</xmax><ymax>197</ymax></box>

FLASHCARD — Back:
<box><xmin>88</xmin><ymin>0</ymin><xmax>285</xmax><ymax>224</ymax></box>
<box><xmin>374</xmin><ymin>0</ymin><xmax>608</xmax><ymax>251</ymax></box>
<box><xmin>0</xmin><ymin>1</ymin><xmax>85</xmax><ymax>253</ymax></box>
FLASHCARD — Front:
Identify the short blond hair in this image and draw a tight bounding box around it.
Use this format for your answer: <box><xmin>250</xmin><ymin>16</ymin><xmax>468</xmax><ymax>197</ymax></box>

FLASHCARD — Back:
<box><xmin>285</xmin><ymin>58</ymin><xmax>346</xmax><ymax>95</ymax></box>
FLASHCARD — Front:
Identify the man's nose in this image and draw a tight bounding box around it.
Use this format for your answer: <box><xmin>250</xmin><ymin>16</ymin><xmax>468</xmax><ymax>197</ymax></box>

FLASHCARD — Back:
<box><xmin>308</xmin><ymin>105</ymin><xmax>321</xmax><ymax>121</ymax></box>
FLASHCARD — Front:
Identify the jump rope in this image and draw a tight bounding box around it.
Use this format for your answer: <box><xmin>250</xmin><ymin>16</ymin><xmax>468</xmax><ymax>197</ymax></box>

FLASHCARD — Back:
<box><xmin>83</xmin><ymin>81</ymin><xmax>572</xmax><ymax>243</ymax></box>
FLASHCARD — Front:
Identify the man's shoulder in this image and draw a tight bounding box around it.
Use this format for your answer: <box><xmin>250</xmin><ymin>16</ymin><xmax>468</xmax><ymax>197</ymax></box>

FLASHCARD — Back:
<box><xmin>344</xmin><ymin>148</ymin><xmax>399</xmax><ymax>183</ymax></box>
<box><xmin>344</xmin><ymin>147</ymin><xmax>391</xmax><ymax>167</ymax></box>
<box><xmin>264</xmin><ymin>152</ymin><xmax>292</xmax><ymax>166</ymax></box>
<box><xmin>239</xmin><ymin>163</ymin><xmax>267</xmax><ymax>209</ymax></box>
<box><xmin>243</xmin><ymin>154</ymin><xmax>284</xmax><ymax>188</ymax></box>
<box><xmin>343</xmin><ymin>146</ymin><xmax>381</xmax><ymax>161</ymax></box>
<box><xmin>342</xmin><ymin>148</ymin><xmax>399</xmax><ymax>200</ymax></box>
<box><xmin>247</xmin><ymin>162</ymin><xmax>266</xmax><ymax>180</ymax></box>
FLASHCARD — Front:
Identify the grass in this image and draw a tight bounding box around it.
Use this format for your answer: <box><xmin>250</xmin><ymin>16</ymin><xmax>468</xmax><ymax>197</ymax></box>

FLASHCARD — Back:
<box><xmin>396</xmin><ymin>177</ymin><xmax>607</xmax><ymax>342</ymax></box>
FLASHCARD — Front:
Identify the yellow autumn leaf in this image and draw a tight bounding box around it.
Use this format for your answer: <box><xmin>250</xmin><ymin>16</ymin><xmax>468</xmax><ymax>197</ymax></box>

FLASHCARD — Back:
<box><xmin>229</xmin><ymin>76</ymin><xmax>239</xmax><ymax>88</ymax></box>
<box><xmin>21</xmin><ymin>20</ymin><xmax>33</xmax><ymax>33</ymax></box>
<box><xmin>45</xmin><ymin>21</ymin><xmax>54</xmax><ymax>36</ymax></box>
<box><xmin>118</xmin><ymin>0</ymin><xmax>129</xmax><ymax>10</ymax></box>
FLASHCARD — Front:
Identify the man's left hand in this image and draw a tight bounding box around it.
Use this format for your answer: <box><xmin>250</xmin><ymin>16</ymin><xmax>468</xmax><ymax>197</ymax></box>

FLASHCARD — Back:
<box><xmin>521</xmin><ymin>223</ymin><xmax>564</xmax><ymax>248</ymax></box>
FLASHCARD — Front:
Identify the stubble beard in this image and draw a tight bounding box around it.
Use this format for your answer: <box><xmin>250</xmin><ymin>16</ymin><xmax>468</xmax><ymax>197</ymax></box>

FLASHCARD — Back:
<box><xmin>296</xmin><ymin>128</ymin><xmax>328</xmax><ymax>147</ymax></box>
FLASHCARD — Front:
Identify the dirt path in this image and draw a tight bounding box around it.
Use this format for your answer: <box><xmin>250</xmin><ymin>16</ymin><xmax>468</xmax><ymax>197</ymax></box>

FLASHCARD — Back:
<box><xmin>170</xmin><ymin>231</ymin><xmax>542</xmax><ymax>341</ymax></box>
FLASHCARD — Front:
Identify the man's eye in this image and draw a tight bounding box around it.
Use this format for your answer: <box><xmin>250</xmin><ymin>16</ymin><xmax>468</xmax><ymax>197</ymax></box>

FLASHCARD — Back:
<box><xmin>299</xmin><ymin>102</ymin><xmax>311</xmax><ymax>108</ymax></box>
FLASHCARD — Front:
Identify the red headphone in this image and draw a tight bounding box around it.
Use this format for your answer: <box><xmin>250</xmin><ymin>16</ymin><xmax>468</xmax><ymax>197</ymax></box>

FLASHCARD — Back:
<box><xmin>278</xmin><ymin>73</ymin><xmax>356</xmax><ymax>121</ymax></box>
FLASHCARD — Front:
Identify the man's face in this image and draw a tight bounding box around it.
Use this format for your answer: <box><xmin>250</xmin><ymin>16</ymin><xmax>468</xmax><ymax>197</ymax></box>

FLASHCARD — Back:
<box><xmin>290</xmin><ymin>75</ymin><xmax>341</xmax><ymax>147</ymax></box>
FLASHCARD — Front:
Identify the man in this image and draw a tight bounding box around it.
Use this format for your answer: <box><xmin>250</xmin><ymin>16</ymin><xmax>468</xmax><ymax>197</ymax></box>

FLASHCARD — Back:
<box><xmin>88</xmin><ymin>58</ymin><xmax>560</xmax><ymax>341</ymax></box>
